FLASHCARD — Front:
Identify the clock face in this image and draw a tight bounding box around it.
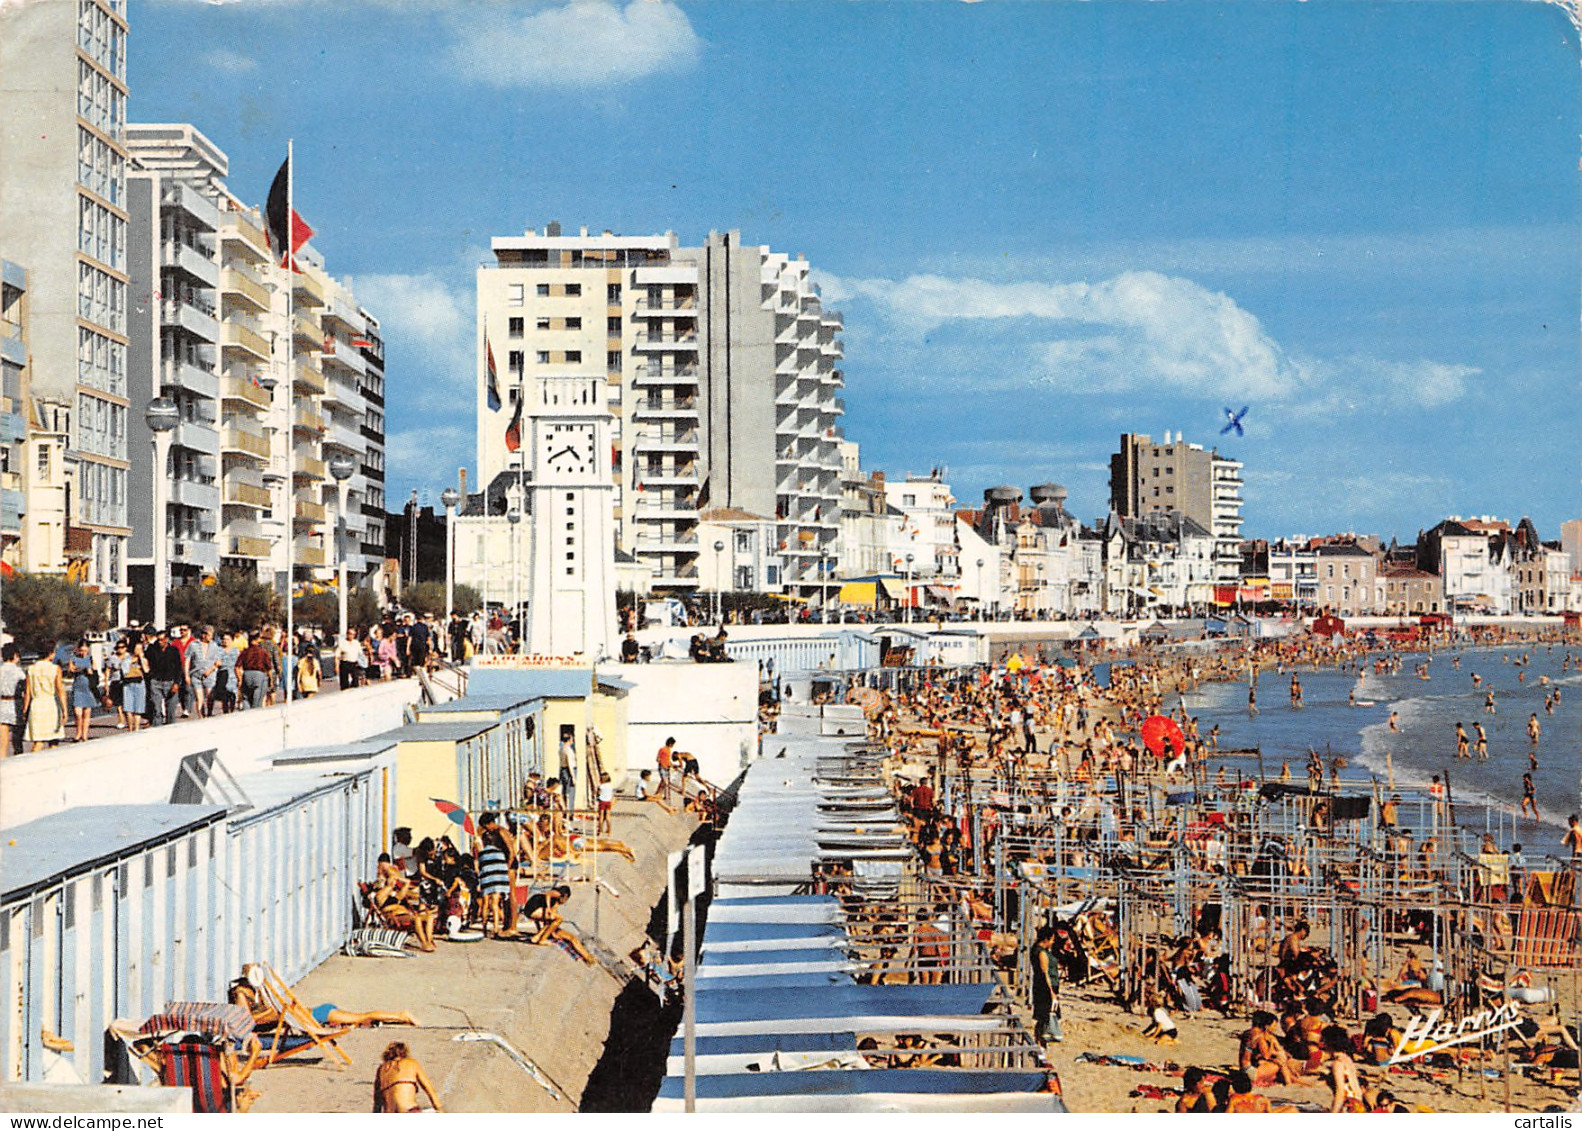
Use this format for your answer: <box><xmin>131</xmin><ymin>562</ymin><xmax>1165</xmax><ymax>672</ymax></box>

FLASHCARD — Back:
<box><xmin>543</xmin><ymin>422</ymin><xmax>598</xmax><ymax>478</ymax></box>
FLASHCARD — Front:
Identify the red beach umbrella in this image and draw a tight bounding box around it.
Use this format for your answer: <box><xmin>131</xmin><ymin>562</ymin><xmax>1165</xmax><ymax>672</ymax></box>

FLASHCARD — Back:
<box><xmin>1140</xmin><ymin>715</ymin><xmax>1186</xmax><ymax>758</ymax></box>
<box><xmin>431</xmin><ymin>797</ymin><xmax>476</xmax><ymax>836</ymax></box>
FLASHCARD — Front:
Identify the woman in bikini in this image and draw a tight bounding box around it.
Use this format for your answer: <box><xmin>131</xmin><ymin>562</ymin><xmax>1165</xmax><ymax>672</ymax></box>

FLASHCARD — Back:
<box><xmin>1323</xmin><ymin>1025</ymin><xmax>1367</xmax><ymax>1113</ymax></box>
<box><xmin>373</xmin><ymin>1042</ymin><xmax>442</xmax><ymax>1113</ymax></box>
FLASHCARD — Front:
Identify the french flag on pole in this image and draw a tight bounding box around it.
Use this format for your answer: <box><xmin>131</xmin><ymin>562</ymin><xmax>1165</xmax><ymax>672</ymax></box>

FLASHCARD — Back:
<box><xmin>485</xmin><ymin>320</ymin><xmax>502</xmax><ymax>413</ymax></box>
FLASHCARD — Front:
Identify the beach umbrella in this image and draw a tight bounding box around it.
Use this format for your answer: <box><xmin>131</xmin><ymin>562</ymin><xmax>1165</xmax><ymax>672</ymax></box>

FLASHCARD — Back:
<box><xmin>431</xmin><ymin>797</ymin><xmax>476</xmax><ymax>836</ymax></box>
<box><xmin>1140</xmin><ymin>715</ymin><xmax>1186</xmax><ymax>758</ymax></box>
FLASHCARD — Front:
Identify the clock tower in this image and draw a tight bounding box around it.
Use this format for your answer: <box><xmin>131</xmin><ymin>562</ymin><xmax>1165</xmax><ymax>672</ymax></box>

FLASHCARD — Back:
<box><xmin>523</xmin><ymin>375</ymin><xmax>618</xmax><ymax>658</ymax></box>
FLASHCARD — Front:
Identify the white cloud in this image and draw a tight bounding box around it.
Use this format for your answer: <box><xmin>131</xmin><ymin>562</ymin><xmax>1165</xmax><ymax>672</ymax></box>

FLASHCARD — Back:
<box><xmin>447</xmin><ymin>1</ymin><xmax>701</xmax><ymax>89</ymax></box>
<box><xmin>200</xmin><ymin>47</ymin><xmax>258</xmax><ymax>72</ymax></box>
<box><xmin>824</xmin><ymin>269</ymin><xmax>1478</xmax><ymax>413</ymax></box>
<box><xmin>384</xmin><ymin>424</ymin><xmax>473</xmax><ymax>499</ymax></box>
<box><xmin>353</xmin><ymin>270</ymin><xmax>474</xmax><ymax>408</ymax></box>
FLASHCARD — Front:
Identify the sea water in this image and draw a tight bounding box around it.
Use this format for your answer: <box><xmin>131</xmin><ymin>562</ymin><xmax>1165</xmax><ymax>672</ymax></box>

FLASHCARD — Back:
<box><xmin>1178</xmin><ymin>643</ymin><xmax>1581</xmax><ymax>856</ymax></box>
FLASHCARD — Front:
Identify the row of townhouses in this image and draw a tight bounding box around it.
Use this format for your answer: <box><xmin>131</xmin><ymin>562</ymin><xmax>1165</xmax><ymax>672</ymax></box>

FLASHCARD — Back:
<box><xmin>0</xmin><ymin>0</ymin><xmax>386</xmax><ymax>623</ymax></box>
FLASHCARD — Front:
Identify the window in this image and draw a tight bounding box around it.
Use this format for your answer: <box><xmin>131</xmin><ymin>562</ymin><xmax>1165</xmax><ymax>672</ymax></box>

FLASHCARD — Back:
<box><xmin>508</xmin><ymin>350</ymin><xmax>524</xmax><ymax>374</ymax></box>
<box><xmin>607</xmin><ymin>284</ymin><xmax>621</xmax><ymax>303</ymax></box>
<box><xmin>735</xmin><ymin>565</ymin><xmax>752</xmax><ymax>589</ymax></box>
<box><xmin>508</xmin><ymin>317</ymin><xmax>524</xmax><ymax>338</ymax></box>
<box><xmin>507</xmin><ymin>283</ymin><xmax>524</xmax><ymax>306</ymax></box>
<box><xmin>536</xmin><ymin>317</ymin><xmax>551</xmax><ymax>331</ymax></box>
<box><xmin>536</xmin><ymin>284</ymin><xmax>550</xmax><ymax>297</ymax></box>
<box><xmin>607</xmin><ymin>317</ymin><xmax>621</xmax><ymax>336</ymax></box>
<box><xmin>607</xmin><ymin>350</ymin><xmax>622</xmax><ymax>371</ymax></box>
<box><xmin>536</xmin><ymin>351</ymin><xmax>549</xmax><ymax>365</ymax></box>
<box><xmin>565</xmin><ymin>351</ymin><xmax>581</xmax><ymax>363</ymax></box>
<box><xmin>735</xmin><ymin>531</ymin><xmax>751</xmax><ymax>552</ymax></box>
<box><xmin>565</xmin><ymin>317</ymin><xmax>582</xmax><ymax>330</ymax></box>
<box><xmin>766</xmin><ymin>565</ymin><xmax>779</xmax><ymax>585</ymax></box>
<box><xmin>565</xmin><ymin>284</ymin><xmax>581</xmax><ymax>296</ymax></box>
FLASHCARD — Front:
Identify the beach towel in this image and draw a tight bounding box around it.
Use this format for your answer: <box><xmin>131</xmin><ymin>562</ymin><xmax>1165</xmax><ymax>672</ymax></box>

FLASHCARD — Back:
<box><xmin>343</xmin><ymin>926</ymin><xmax>411</xmax><ymax>958</ymax></box>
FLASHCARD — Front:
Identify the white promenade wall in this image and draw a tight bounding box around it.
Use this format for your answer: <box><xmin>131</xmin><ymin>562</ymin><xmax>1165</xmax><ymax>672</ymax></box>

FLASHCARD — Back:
<box><xmin>613</xmin><ymin>661</ymin><xmax>759</xmax><ymax>788</ymax></box>
<box><xmin>0</xmin><ymin>678</ymin><xmax>419</xmax><ymax>826</ymax></box>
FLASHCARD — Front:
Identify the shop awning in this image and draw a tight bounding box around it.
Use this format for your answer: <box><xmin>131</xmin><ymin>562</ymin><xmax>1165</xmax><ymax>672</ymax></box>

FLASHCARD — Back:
<box><xmin>877</xmin><ymin>578</ymin><xmax>907</xmax><ymax>601</ymax></box>
<box><xmin>838</xmin><ymin>581</ymin><xmax>876</xmax><ymax>607</ymax></box>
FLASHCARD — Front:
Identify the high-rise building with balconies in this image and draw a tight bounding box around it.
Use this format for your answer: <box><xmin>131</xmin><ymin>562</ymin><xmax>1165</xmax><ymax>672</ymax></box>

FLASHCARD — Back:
<box><xmin>1109</xmin><ymin>430</ymin><xmax>1244</xmax><ymax>583</ymax></box>
<box><xmin>0</xmin><ymin>0</ymin><xmax>133</xmax><ymax>619</ymax></box>
<box><xmin>126</xmin><ymin>124</ymin><xmax>386</xmax><ymax>603</ymax></box>
<box><xmin>477</xmin><ymin>225</ymin><xmax>845</xmax><ymax>599</ymax></box>
<box><xmin>0</xmin><ymin>262</ymin><xmax>33</xmax><ymax>568</ymax></box>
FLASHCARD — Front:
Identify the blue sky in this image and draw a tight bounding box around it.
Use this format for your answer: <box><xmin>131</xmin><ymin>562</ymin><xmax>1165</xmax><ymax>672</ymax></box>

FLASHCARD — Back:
<box><xmin>131</xmin><ymin>0</ymin><xmax>1580</xmax><ymax>541</ymax></box>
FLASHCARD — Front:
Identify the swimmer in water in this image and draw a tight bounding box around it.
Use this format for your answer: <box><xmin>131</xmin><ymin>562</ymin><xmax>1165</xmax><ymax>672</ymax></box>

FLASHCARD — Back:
<box><xmin>1388</xmin><ymin>710</ymin><xmax>1400</xmax><ymax>733</ymax></box>
<box><xmin>1455</xmin><ymin>722</ymin><xmax>1470</xmax><ymax>760</ymax></box>
<box><xmin>1473</xmin><ymin>722</ymin><xmax>1488</xmax><ymax>761</ymax></box>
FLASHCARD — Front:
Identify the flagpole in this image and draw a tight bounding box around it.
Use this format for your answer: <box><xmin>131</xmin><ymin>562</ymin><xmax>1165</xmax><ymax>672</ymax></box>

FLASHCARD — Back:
<box><xmin>284</xmin><ymin>136</ymin><xmax>295</xmax><ymax>740</ymax></box>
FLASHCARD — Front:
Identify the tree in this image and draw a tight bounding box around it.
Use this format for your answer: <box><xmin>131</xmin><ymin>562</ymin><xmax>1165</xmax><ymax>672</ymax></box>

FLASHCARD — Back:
<box><xmin>399</xmin><ymin>582</ymin><xmax>481</xmax><ymax>619</ymax></box>
<box><xmin>293</xmin><ymin>587</ymin><xmax>381</xmax><ymax>632</ymax></box>
<box><xmin>166</xmin><ymin>567</ymin><xmax>281</xmax><ymax>633</ymax></box>
<box><xmin>2</xmin><ymin>572</ymin><xmax>109</xmax><ymax>654</ymax></box>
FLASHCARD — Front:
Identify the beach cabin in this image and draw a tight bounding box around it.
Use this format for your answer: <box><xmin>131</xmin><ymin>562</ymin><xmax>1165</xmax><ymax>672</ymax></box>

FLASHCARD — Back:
<box><xmin>367</xmin><ymin>719</ymin><xmax>526</xmax><ymax>843</ymax></box>
<box><xmin>461</xmin><ymin>666</ymin><xmax>633</xmax><ymax>796</ymax></box>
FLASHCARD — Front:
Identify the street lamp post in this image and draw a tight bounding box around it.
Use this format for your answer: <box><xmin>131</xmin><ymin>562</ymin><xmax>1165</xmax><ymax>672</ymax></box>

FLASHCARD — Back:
<box><xmin>976</xmin><ymin>557</ymin><xmax>985</xmax><ymax>623</ymax></box>
<box><xmin>328</xmin><ymin>454</ymin><xmax>356</xmax><ymax>647</ymax></box>
<box><xmin>712</xmin><ymin>539</ymin><xmax>725</xmax><ymax>625</ymax></box>
<box><xmin>441</xmin><ymin>487</ymin><xmax>460</xmax><ymax>627</ymax></box>
<box><xmin>905</xmin><ymin>552</ymin><xmax>915</xmax><ymax>624</ymax></box>
<box><xmin>507</xmin><ymin>483</ymin><xmax>522</xmax><ymax>654</ymax></box>
<box><xmin>145</xmin><ymin>397</ymin><xmax>180</xmax><ymax>629</ymax></box>
<box><xmin>1037</xmin><ymin>561</ymin><xmax>1046</xmax><ymax>620</ymax></box>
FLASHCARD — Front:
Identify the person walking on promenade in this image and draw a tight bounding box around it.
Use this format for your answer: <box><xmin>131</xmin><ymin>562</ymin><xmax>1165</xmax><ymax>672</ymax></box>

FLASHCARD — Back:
<box><xmin>208</xmin><ymin>631</ymin><xmax>238</xmax><ymax>716</ymax></box>
<box><xmin>171</xmin><ymin>625</ymin><xmax>195</xmax><ymax>719</ymax></box>
<box><xmin>144</xmin><ymin>628</ymin><xmax>184</xmax><ymax>727</ymax></box>
<box><xmin>0</xmin><ymin>643</ymin><xmax>24</xmax><ymax>757</ymax></box>
<box><xmin>112</xmin><ymin>636</ymin><xmax>147</xmax><ymax>732</ymax></box>
<box><xmin>336</xmin><ymin>630</ymin><xmax>365</xmax><ymax>690</ymax></box>
<box><xmin>186</xmin><ymin>627</ymin><xmax>217</xmax><ymax>718</ymax></box>
<box><xmin>23</xmin><ymin>648</ymin><xmax>65</xmax><ymax>751</ymax></box>
<box><xmin>65</xmin><ymin>639</ymin><xmax>96</xmax><ymax>742</ymax></box>
<box><xmin>238</xmin><ymin>634</ymin><xmax>273</xmax><ymax>710</ymax></box>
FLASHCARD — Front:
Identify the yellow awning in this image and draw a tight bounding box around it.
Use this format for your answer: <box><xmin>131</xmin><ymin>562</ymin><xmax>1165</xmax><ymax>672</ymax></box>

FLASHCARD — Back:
<box><xmin>838</xmin><ymin>581</ymin><xmax>877</xmax><ymax>607</ymax></box>
<box><xmin>877</xmin><ymin>578</ymin><xmax>907</xmax><ymax>601</ymax></box>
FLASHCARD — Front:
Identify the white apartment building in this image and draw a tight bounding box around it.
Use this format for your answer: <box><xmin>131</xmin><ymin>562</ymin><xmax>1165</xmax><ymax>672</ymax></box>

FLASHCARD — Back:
<box><xmin>1210</xmin><ymin>453</ymin><xmax>1244</xmax><ymax>581</ymax></box>
<box><xmin>125</xmin><ymin>124</ymin><xmax>386</xmax><ymax>604</ymax></box>
<box><xmin>477</xmin><ymin>225</ymin><xmax>845</xmax><ymax>598</ymax></box>
<box><xmin>884</xmin><ymin>473</ymin><xmax>959</xmax><ymax>582</ymax></box>
<box><xmin>1267</xmin><ymin>541</ymin><xmax>1319</xmax><ymax>608</ymax></box>
<box><xmin>0</xmin><ymin>0</ymin><xmax>133</xmax><ymax>618</ymax></box>
<box><xmin>696</xmin><ymin>507</ymin><xmax>783</xmax><ymax>599</ymax></box>
<box><xmin>837</xmin><ymin>441</ymin><xmax>901</xmax><ymax>581</ymax></box>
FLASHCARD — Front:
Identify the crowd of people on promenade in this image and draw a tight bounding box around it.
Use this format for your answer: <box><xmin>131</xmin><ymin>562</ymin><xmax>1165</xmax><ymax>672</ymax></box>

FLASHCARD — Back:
<box><xmin>862</xmin><ymin>623</ymin><xmax>1581</xmax><ymax>1112</ymax></box>
<box><xmin>0</xmin><ymin>609</ymin><xmax>483</xmax><ymax>757</ymax></box>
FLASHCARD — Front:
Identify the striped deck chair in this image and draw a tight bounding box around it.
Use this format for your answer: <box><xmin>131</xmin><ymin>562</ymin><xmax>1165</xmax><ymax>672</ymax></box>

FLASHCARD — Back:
<box><xmin>1510</xmin><ymin>907</ymin><xmax>1582</xmax><ymax>969</ymax></box>
<box><xmin>249</xmin><ymin>963</ymin><xmax>354</xmax><ymax>1068</ymax></box>
<box><xmin>160</xmin><ymin>1038</ymin><xmax>232</xmax><ymax>1112</ymax></box>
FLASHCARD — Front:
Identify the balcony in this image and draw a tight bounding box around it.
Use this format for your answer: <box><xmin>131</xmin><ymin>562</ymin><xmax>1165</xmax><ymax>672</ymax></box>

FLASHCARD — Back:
<box><xmin>221</xmin><ymin>425</ymin><xmax>270</xmax><ymax>460</ymax></box>
<box><xmin>227</xmin><ymin>534</ymin><xmax>272</xmax><ymax>559</ymax></box>
<box><xmin>221</xmin><ymin>320</ymin><xmax>270</xmax><ymax>360</ymax></box>
<box><xmin>292</xmin><ymin>539</ymin><xmax>326</xmax><ymax>566</ymax></box>
<box><xmin>633</xmin><ymin>332</ymin><xmax>698</xmax><ymax>352</ymax></box>
<box><xmin>293</xmin><ymin>449</ymin><xmax>326</xmax><ymax>479</ymax></box>
<box><xmin>222</xmin><ymin>211</ymin><xmax>269</xmax><ymax>258</ymax></box>
<box><xmin>161</xmin><ymin>297</ymin><xmax>219</xmax><ymax>342</ymax></box>
<box><xmin>162</xmin><ymin>358</ymin><xmax>218</xmax><ymax>400</ymax></box>
<box><xmin>222</xmin><ymin>267</ymin><xmax>270</xmax><ymax>312</ymax></box>
<box><xmin>633</xmin><ymin>536</ymin><xmax>701</xmax><ymax>555</ymax></box>
<box><xmin>293</xmin><ymin>362</ymin><xmax>326</xmax><ymax>395</ymax></box>
<box><xmin>323</xmin><ymin>344</ymin><xmax>363</xmax><ymax>379</ymax></box>
<box><xmin>171</xmin><ymin>420</ymin><xmax>219</xmax><ymax>456</ymax></box>
<box><xmin>161</xmin><ymin>182</ymin><xmax>219</xmax><ymax>230</ymax></box>
<box><xmin>632</xmin><ymin>299</ymin><xmax>698</xmax><ymax>317</ymax></box>
<box><xmin>168</xmin><ymin>477</ymin><xmax>219</xmax><ymax>509</ymax></box>
<box><xmin>324</xmin><ymin>417</ymin><xmax>363</xmax><ymax>454</ymax></box>
<box><xmin>161</xmin><ymin>240</ymin><xmax>219</xmax><ymax>286</ymax></box>
<box><xmin>293</xmin><ymin>406</ymin><xmax>325</xmax><ymax>434</ymax></box>
<box><xmin>320</xmin><ymin>299</ymin><xmax>358</xmax><ymax>333</ymax></box>
<box><xmin>293</xmin><ymin>499</ymin><xmax>326</xmax><ymax>523</ymax></box>
<box><xmin>292</xmin><ymin>271</ymin><xmax>325</xmax><ymax>307</ymax></box>
<box><xmin>632</xmin><ymin>398</ymin><xmax>697</xmax><ymax>421</ymax></box>
<box><xmin>292</xmin><ymin>314</ymin><xmax>323</xmax><ymax>349</ymax></box>
<box><xmin>637</xmin><ymin>467</ymin><xmax>699</xmax><ymax>486</ymax></box>
<box><xmin>633</xmin><ymin>428</ymin><xmax>699</xmax><ymax>453</ymax></box>
<box><xmin>631</xmin><ymin>366</ymin><xmax>699</xmax><ymax>389</ymax></box>
<box><xmin>220</xmin><ymin>374</ymin><xmax>271</xmax><ymax>411</ymax></box>
<box><xmin>223</xmin><ymin>476</ymin><xmax>271</xmax><ymax>509</ymax></box>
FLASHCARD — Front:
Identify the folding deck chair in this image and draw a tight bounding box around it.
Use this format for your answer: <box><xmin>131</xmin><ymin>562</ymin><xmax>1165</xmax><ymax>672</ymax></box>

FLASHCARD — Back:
<box><xmin>246</xmin><ymin>963</ymin><xmax>354</xmax><ymax>1068</ymax></box>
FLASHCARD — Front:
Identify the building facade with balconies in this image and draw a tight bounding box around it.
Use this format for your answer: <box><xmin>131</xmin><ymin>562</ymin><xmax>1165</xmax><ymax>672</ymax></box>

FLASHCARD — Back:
<box><xmin>479</xmin><ymin>225</ymin><xmax>848</xmax><ymax>601</ymax></box>
<box><xmin>0</xmin><ymin>260</ymin><xmax>32</xmax><ymax>570</ymax></box>
<box><xmin>0</xmin><ymin>0</ymin><xmax>134</xmax><ymax>619</ymax></box>
<box><xmin>126</xmin><ymin>123</ymin><xmax>384</xmax><ymax>602</ymax></box>
<box><xmin>1110</xmin><ymin>431</ymin><xmax>1244</xmax><ymax>584</ymax></box>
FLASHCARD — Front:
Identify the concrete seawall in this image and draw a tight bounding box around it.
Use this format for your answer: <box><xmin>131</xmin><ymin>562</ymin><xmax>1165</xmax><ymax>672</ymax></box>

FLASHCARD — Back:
<box><xmin>250</xmin><ymin>800</ymin><xmax>698</xmax><ymax>1113</ymax></box>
